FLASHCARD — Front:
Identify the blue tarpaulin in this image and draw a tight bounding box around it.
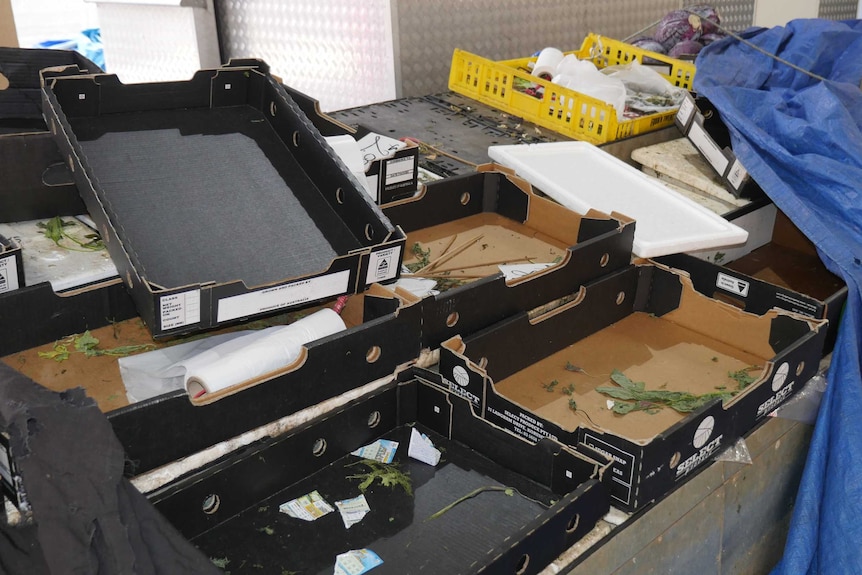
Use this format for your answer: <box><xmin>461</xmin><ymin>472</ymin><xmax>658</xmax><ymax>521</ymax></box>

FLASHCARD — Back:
<box><xmin>695</xmin><ymin>19</ymin><xmax>862</xmax><ymax>574</ymax></box>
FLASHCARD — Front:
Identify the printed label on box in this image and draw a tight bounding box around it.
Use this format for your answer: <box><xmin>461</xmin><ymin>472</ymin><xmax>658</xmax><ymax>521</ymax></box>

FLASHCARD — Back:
<box><xmin>727</xmin><ymin>158</ymin><xmax>749</xmax><ymax>190</ymax></box>
<box><xmin>716</xmin><ymin>272</ymin><xmax>750</xmax><ymax>297</ymax></box>
<box><xmin>365</xmin><ymin>246</ymin><xmax>401</xmax><ymax>285</ymax></box>
<box><xmin>688</xmin><ymin>121</ymin><xmax>730</xmax><ymax>176</ymax></box>
<box><xmin>357</xmin><ymin>132</ymin><xmax>405</xmax><ymax>168</ymax></box>
<box><xmin>775</xmin><ymin>291</ymin><xmax>819</xmax><ymax>317</ymax></box>
<box><xmin>581</xmin><ymin>431</ymin><xmax>636</xmax><ymax>506</ymax></box>
<box><xmin>677</xmin><ymin>94</ymin><xmax>696</xmax><ymax>127</ymax></box>
<box><xmin>217</xmin><ymin>269</ymin><xmax>351</xmax><ymax>323</ymax></box>
<box><xmin>0</xmin><ymin>255</ymin><xmax>20</xmax><ymax>293</ymax></box>
<box><xmin>485</xmin><ymin>405</ymin><xmax>559</xmax><ymax>444</ymax></box>
<box><xmin>384</xmin><ymin>156</ymin><xmax>415</xmax><ymax>186</ymax></box>
<box><xmin>160</xmin><ymin>290</ymin><xmax>202</xmax><ymax>331</ymax></box>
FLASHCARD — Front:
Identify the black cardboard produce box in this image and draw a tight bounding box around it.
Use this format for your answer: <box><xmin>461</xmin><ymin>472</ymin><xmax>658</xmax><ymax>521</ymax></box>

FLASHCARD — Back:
<box><xmin>383</xmin><ymin>167</ymin><xmax>635</xmax><ymax>350</ymax></box>
<box><xmin>433</xmin><ymin>262</ymin><xmax>826</xmax><ymax>511</ymax></box>
<box><xmin>675</xmin><ymin>91</ymin><xmax>764</xmax><ymax>200</ymax></box>
<box><xmin>0</xmin><ymin>164</ymin><xmax>137</xmax><ymax>357</ymax></box>
<box><xmin>41</xmin><ymin>59</ymin><xmax>407</xmax><ymax>339</ymax></box>
<box><xmin>0</xmin><ymin>47</ymin><xmax>99</xmax><ymax>221</ymax></box>
<box><xmin>149</xmin><ymin>374</ymin><xmax>611</xmax><ymax>575</ymax></box>
<box><xmin>672</xmin><ymin>209</ymin><xmax>847</xmax><ymax>355</ymax></box>
<box><xmin>285</xmin><ymin>84</ymin><xmax>421</xmax><ymax>205</ymax></box>
<box><xmin>0</xmin><ymin>234</ymin><xmax>24</xmax><ymax>297</ymax></box>
<box><xmin>107</xmin><ymin>285</ymin><xmax>426</xmax><ymax>475</ymax></box>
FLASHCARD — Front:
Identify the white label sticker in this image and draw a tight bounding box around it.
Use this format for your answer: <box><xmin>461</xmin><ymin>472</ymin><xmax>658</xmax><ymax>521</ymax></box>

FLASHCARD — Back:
<box><xmin>0</xmin><ymin>443</ymin><xmax>12</xmax><ymax>486</ymax></box>
<box><xmin>0</xmin><ymin>255</ymin><xmax>20</xmax><ymax>293</ymax></box>
<box><xmin>677</xmin><ymin>94</ymin><xmax>696</xmax><ymax>126</ymax></box>
<box><xmin>726</xmin><ymin>158</ymin><xmax>749</xmax><ymax>190</ymax></box>
<box><xmin>160</xmin><ymin>290</ymin><xmax>202</xmax><ymax>331</ymax></box>
<box><xmin>217</xmin><ymin>269</ymin><xmax>351</xmax><ymax>323</ymax></box>
<box><xmin>384</xmin><ymin>156</ymin><xmax>415</xmax><ymax>186</ymax></box>
<box><xmin>365</xmin><ymin>246</ymin><xmax>401</xmax><ymax>285</ymax></box>
<box><xmin>688</xmin><ymin>121</ymin><xmax>730</xmax><ymax>176</ymax></box>
<box><xmin>357</xmin><ymin>132</ymin><xmax>405</xmax><ymax>168</ymax></box>
<box><xmin>716</xmin><ymin>272</ymin><xmax>750</xmax><ymax>297</ymax></box>
<box><xmin>499</xmin><ymin>262</ymin><xmax>554</xmax><ymax>281</ymax></box>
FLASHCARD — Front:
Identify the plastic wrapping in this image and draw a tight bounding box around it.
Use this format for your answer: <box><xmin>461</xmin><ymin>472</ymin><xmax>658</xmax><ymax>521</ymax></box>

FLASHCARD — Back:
<box><xmin>773</xmin><ymin>373</ymin><xmax>827</xmax><ymax>426</ymax></box>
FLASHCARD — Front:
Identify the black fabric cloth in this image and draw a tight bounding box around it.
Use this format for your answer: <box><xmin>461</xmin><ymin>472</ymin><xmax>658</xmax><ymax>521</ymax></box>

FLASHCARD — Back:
<box><xmin>0</xmin><ymin>363</ymin><xmax>221</xmax><ymax>575</ymax></box>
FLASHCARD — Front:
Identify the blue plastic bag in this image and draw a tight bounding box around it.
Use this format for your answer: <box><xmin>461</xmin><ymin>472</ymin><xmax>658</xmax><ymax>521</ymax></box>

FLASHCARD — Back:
<box><xmin>37</xmin><ymin>27</ymin><xmax>104</xmax><ymax>70</ymax></box>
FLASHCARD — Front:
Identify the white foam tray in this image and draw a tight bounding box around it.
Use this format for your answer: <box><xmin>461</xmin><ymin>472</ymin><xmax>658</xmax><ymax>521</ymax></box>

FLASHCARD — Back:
<box><xmin>488</xmin><ymin>142</ymin><xmax>748</xmax><ymax>258</ymax></box>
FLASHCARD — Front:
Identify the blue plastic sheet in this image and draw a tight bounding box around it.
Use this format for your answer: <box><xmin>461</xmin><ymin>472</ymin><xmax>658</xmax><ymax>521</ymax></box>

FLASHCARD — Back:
<box><xmin>37</xmin><ymin>28</ymin><xmax>104</xmax><ymax>70</ymax></box>
<box><xmin>695</xmin><ymin>19</ymin><xmax>862</xmax><ymax>574</ymax></box>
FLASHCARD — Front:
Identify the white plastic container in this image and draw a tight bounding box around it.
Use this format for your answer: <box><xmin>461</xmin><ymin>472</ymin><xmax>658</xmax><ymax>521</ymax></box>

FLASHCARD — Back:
<box><xmin>488</xmin><ymin>141</ymin><xmax>748</xmax><ymax>258</ymax></box>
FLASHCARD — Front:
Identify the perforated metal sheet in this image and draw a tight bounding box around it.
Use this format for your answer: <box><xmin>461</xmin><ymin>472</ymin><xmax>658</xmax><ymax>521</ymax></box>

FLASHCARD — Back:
<box><xmin>217</xmin><ymin>0</ymin><xmax>755</xmax><ymax>109</ymax></box>
<box><xmin>393</xmin><ymin>0</ymin><xmax>688</xmax><ymax>98</ymax></box>
<box><xmin>819</xmin><ymin>0</ymin><xmax>859</xmax><ymax>19</ymax></box>
<box><xmin>217</xmin><ymin>0</ymin><xmax>396</xmax><ymax>112</ymax></box>
<box><xmin>687</xmin><ymin>0</ymin><xmax>755</xmax><ymax>32</ymax></box>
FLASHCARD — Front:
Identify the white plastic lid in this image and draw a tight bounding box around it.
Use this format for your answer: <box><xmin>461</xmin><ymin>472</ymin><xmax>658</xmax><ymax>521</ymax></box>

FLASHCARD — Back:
<box><xmin>488</xmin><ymin>141</ymin><xmax>748</xmax><ymax>258</ymax></box>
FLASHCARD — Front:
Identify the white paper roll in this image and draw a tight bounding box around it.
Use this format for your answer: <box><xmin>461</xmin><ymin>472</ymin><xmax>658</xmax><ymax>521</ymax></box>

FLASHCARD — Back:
<box><xmin>533</xmin><ymin>47</ymin><xmax>565</xmax><ymax>80</ymax></box>
<box><xmin>185</xmin><ymin>308</ymin><xmax>347</xmax><ymax>398</ymax></box>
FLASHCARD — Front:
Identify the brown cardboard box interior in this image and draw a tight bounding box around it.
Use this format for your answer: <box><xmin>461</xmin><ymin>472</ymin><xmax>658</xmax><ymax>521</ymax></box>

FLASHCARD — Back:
<box><xmin>402</xmin><ymin>212</ymin><xmax>569</xmax><ymax>285</ymax></box>
<box><xmin>1</xmin><ymin>288</ymin><xmax>400</xmax><ymax>412</ymax></box>
<box><xmin>492</xmin><ymin>282</ymin><xmax>774</xmax><ymax>444</ymax></box>
<box><xmin>727</xmin><ymin>211</ymin><xmax>843</xmax><ymax>300</ymax></box>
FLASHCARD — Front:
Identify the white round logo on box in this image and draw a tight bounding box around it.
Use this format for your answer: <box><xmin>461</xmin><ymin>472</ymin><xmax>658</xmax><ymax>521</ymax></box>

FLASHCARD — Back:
<box><xmin>452</xmin><ymin>365</ymin><xmax>470</xmax><ymax>387</ymax></box>
<box><xmin>772</xmin><ymin>362</ymin><xmax>790</xmax><ymax>392</ymax></box>
<box><xmin>693</xmin><ymin>415</ymin><xmax>715</xmax><ymax>449</ymax></box>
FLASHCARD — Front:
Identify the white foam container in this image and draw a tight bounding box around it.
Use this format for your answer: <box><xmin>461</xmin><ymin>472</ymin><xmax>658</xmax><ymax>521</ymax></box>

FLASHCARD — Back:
<box><xmin>488</xmin><ymin>142</ymin><xmax>748</xmax><ymax>258</ymax></box>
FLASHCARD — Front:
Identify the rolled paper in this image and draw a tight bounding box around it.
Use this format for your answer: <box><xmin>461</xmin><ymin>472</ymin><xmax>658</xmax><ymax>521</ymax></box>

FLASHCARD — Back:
<box><xmin>185</xmin><ymin>308</ymin><xmax>346</xmax><ymax>398</ymax></box>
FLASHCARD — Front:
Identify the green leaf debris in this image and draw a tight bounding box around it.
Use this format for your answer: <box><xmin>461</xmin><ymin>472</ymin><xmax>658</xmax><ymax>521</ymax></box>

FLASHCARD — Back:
<box><xmin>39</xmin><ymin>331</ymin><xmax>155</xmax><ymax>362</ymax></box>
<box><xmin>346</xmin><ymin>459</ymin><xmax>413</xmax><ymax>496</ymax></box>
<box><xmin>428</xmin><ymin>485</ymin><xmax>514</xmax><ymax>520</ymax></box>
<box><xmin>37</xmin><ymin>216</ymin><xmax>105</xmax><ymax>252</ymax></box>
<box><xmin>405</xmin><ymin>242</ymin><xmax>432</xmax><ymax>273</ymax></box>
<box><xmin>596</xmin><ymin>367</ymin><xmax>761</xmax><ymax>415</ymax></box>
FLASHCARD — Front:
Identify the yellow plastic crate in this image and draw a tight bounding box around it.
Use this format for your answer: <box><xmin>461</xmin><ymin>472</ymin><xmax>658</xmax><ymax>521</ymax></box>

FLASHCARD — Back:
<box><xmin>448</xmin><ymin>34</ymin><xmax>697</xmax><ymax>145</ymax></box>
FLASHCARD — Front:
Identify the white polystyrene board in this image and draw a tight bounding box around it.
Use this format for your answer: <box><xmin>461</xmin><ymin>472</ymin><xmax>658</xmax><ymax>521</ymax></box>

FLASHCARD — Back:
<box><xmin>488</xmin><ymin>142</ymin><xmax>749</xmax><ymax>258</ymax></box>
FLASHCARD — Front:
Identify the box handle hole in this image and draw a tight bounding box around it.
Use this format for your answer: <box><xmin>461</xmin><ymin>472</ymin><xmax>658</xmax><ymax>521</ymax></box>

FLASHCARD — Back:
<box><xmin>446</xmin><ymin>312</ymin><xmax>459</xmax><ymax>328</ymax></box>
<box><xmin>367</xmin><ymin>411</ymin><xmax>381</xmax><ymax>428</ymax></box>
<box><xmin>566</xmin><ymin>513</ymin><xmax>580</xmax><ymax>533</ymax></box>
<box><xmin>364</xmin><ymin>224</ymin><xmax>375</xmax><ymax>241</ymax></box>
<box><xmin>600</xmin><ymin>253</ymin><xmax>609</xmax><ymax>267</ymax></box>
<box><xmin>670</xmin><ymin>451</ymin><xmax>681</xmax><ymax>469</ymax></box>
<box><xmin>615</xmin><ymin>291</ymin><xmax>625</xmax><ymax>305</ymax></box>
<box><xmin>795</xmin><ymin>362</ymin><xmax>805</xmax><ymax>377</ymax></box>
<box><xmin>460</xmin><ymin>192</ymin><xmax>471</xmax><ymax>205</ymax></box>
<box><xmin>270</xmin><ymin>101</ymin><xmax>277</xmax><ymax>116</ymax></box>
<box><xmin>292</xmin><ymin>131</ymin><xmax>300</xmax><ymax>147</ymax></box>
<box><xmin>202</xmin><ymin>494</ymin><xmax>220</xmax><ymax>515</ymax></box>
<box><xmin>335</xmin><ymin>187</ymin><xmax>345</xmax><ymax>204</ymax></box>
<box><xmin>515</xmin><ymin>554</ymin><xmax>530</xmax><ymax>575</ymax></box>
<box><xmin>366</xmin><ymin>346</ymin><xmax>381</xmax><ymax>363</ymax></box>
<box><xmin>312</xmin><ymin>438</ymin><xmax>327</xmax><ymax>457</ymax></box>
